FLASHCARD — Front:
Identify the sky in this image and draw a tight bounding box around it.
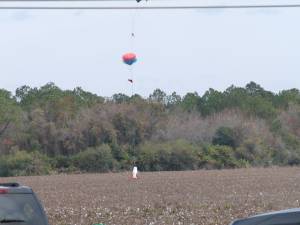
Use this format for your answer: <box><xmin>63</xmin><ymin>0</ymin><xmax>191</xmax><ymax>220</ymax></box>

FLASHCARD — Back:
<box><xmin>0</xmin><ymin>0</ymin><xmax>300</xmax><ymax>97</ymax></box>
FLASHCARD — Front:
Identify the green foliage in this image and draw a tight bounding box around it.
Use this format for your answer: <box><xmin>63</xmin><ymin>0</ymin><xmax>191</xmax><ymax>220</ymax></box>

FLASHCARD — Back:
<box><xmin>166</xmin><ymin>92</ymin><xmax>182</xmax><ymax>108</ymax></box>
<box><xmin>72</xmin><ymin>145</ymin><xmax>115</xmax><ymax>172</ymax></box>
<box><xmin>0</xmin><ymin>82</ymin><xmax>299</xmax><ymax>175</ymax></box>
<box><xmin>243</xmin><ymin>96</ymin><xmax>277</xmax><ymax>119</ymax></box>
<box><xmin>149</xmin><ymin>89</ymin><xmax>167</xmax><ymax>104</ymax></box>
<box><xmin>0</xmin><ymin>89</ymin><xmax>20</xmax><ymax>138</ymax></box>
<box><xmin>212</xmin><ymin>127</ymin><xmax>237</xmax><ymax>148</ymax></box>
<box><xmin>270</xmin><ymin>119</ymin><xmax>282</xmax><ymax>134</ymax></box>
<box><xmin>235</xmin><ymin>140</ymin><xmax>273</xmax><ymax>166</ymax></box>
<box><xmin>112</xmin><ymin>113</ymin><xmax>143</xmax><ymax>145</ymax></box>
<box><xmin>274</xmin><ymin>89</ymin><xmax>300</xmax><ymax>108</ymax></box>
<box><xmin>112</xmin><ymin>93</ymin><xmax>130</xmax><ymax>104</ymax></box>
<box><xmin>72</xmin><ymin>87</ymin><xmax>104</xmax><ymax>107</ymax></box>
<box><xmin>200</xmin><ymin>88</ymin><xmax>226</xmax><ymax>115</ymax></box>
<box><xmin>52</xmin><ymin>155</ymin><xmax>72</xmax><ymax>170</ymax></box>
<box><xmin>202</xmin><ymin>145</ymin><xmax>243</xmax><ymax>169</ymax></box>
<box><xmin>0</xmin><ymin>151</ymin><xmax>51</xmax><ymax>177</ymax></box>
<box><xmin>201</xmin><ymin>82</ymin><xmax>277</xmax><ymax>119</ymax></box>
<box><xmin>16</xmin><ymin>83</ymin><xmax>103</xmax><ymax>122</ymax></box>
<box><xmin>138</xmin><ymin>140</ymin><xmax>200</xmax><ymax>171</ymax></box>
<box><xmin>181</xmin><ymin>92</ymin><xmax>201</xmax><ymax>112</ymax></box>
<box><xmin>281</xmin><ymin>133</ymin><xmax>300</xmax><ymax>149</ymax></box>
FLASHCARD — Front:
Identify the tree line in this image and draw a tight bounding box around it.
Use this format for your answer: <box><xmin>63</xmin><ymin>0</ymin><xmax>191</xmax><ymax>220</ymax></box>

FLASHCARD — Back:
<box><xmin>0</xmin><ymin>82</ymin><xmax>299</xmax><ymax>176</ymax></box>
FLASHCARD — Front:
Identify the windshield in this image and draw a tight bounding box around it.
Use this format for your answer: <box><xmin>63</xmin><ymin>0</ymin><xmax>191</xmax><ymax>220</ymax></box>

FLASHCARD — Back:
<box><xmin>0</xmin><ymin>194</ymin><xmax>47</xmax><ymax>225</ymax></box>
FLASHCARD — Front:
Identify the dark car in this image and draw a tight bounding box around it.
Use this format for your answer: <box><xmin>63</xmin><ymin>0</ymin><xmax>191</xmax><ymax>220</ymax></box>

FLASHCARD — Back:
<box><xmin>0</xmin><ymin>183</ymin><xmax>49</xmax><ymax>225</ymax></box>
<box><xmin>231</xmin><ymin>208</ymin><xmax>300</xmax><ymax>225</ymax></box>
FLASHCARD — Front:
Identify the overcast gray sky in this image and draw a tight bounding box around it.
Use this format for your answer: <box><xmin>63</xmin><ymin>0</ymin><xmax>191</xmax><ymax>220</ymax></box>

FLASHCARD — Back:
<box><xmin>0</xmin><ymin>1</ymin><xmax>300</xmax><ymax>97</ymax></box>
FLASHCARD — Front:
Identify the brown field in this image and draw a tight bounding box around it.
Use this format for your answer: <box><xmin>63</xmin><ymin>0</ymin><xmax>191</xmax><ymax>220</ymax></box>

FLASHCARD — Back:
<box><xmin>2</xmin><ymin>167</ymin><xmax>300</xmax><ymax>225</ymax></box>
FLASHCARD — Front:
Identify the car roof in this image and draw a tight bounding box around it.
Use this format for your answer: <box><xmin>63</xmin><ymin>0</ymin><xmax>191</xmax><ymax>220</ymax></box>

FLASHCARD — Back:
<box><xmin>0</xmin><ymin>183</ymin><xmax>33</xmax><ymax>194</ymax></box>
<box><xmin>231</xmin><ymin>208</ymin><xmax>300</xmax><ymax>225</ymax></box>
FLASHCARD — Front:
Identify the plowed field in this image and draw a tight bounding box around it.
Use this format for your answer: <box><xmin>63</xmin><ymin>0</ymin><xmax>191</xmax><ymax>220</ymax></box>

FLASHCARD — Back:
<box><xmin>3</xmin><ymin>167</ymin><xmax>300</xmax><ymax>225</ymax></box>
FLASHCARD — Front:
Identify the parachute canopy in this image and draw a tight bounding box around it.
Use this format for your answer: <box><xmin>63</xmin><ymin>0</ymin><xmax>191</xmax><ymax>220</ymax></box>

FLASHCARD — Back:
<box><xmin>123</xmin><ymin>53</ymin><xmax>137</xmax><ymax>65</ymax></box>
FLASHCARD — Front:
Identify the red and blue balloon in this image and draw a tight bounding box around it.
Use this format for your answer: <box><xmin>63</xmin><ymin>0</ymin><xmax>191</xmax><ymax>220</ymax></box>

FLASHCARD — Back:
<box><xmin>123</xmin><ymin>53</ymin><xmax>137</xmax><ymax>65</ymax></box>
